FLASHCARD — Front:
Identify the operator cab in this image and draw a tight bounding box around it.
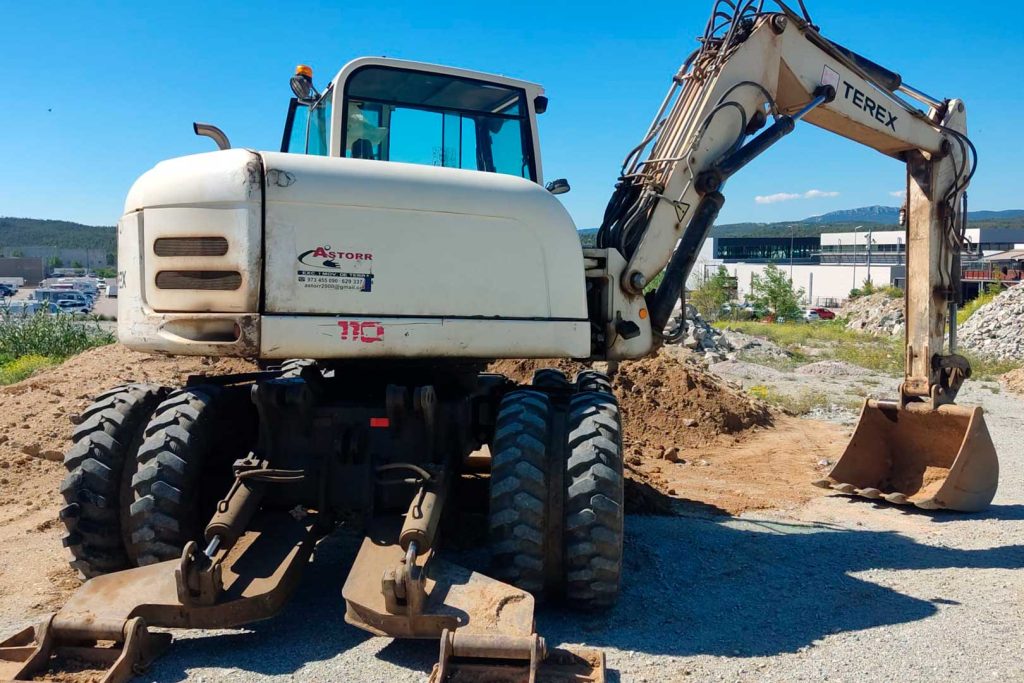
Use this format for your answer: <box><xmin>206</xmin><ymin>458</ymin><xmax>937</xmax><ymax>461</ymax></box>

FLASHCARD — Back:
<box><xmin>281</xmin><ymin>58</ymin><xmax>547</xmax><ymax>184</ymax></box>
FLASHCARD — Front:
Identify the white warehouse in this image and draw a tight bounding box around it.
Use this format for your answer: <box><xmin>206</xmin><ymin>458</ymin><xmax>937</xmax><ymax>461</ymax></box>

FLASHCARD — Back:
<box><xmin>692</xmin><ymin>227</ymin><xmax>1024</xmax><ymax>307</ymax></box>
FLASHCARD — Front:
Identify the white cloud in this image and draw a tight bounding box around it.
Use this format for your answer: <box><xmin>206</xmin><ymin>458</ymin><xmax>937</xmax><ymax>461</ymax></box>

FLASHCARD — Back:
<box><xmin>889</xmin><ymin>189</ymin><xmax>906</xmax><ymax>198</ymax></box>
<box><xmin>755</xmin><ymin>192</ymin><xmax>801</xmax><ymax>204</ymax></box>
<box><xmin>754</xmin><ymin>189</ymin><xmax>839</xmax><ymax>204</ymax></box>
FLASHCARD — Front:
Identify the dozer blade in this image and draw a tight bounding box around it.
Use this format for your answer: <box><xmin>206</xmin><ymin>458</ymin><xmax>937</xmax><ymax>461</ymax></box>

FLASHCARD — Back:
<box><xmin>814</xmin><ymin>399</ymin><xmax>998</xmax><ymax>511</ymax></box>
<box><xmin>344</xmin><ymin>519</ymin><xmax>605</xmax><ymax>683</ymax></box>
<box><xmin>0</xmin><ymin>512</ymin><xmax>318</xmax><ymax>683</ymax></box>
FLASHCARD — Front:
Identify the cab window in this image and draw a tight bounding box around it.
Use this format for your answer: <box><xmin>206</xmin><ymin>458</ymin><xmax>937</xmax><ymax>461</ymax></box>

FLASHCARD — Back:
<box><xmin>281</xmin><ymin>92</ymin><xmax>331</xmax><ymax>156</ymax></box>
<box><xmin>342</xmin><ymin>66</ymin><xmax>535</xmax><ymax>180</ymax></box>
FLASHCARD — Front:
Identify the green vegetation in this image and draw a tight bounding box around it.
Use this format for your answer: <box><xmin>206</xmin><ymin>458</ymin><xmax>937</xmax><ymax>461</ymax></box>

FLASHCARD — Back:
<box><xmin>957</xmin><ymin>284</ymin><xmax>1001</xmax><ymax>326</ymax></box>
<box><xmin>0</xmin><ymin>354</ymin><xmax>58</xmax><ymax>384</ymax></box>
<box><xmin>721</xmin><ymin>318</ymin><xmax>1020</xmax><ymax>380</ymax></box>
<box><xmin>689</xmin><ymin>266</ymin><xmax>733</xmax><ymax>320</ymax></box>
<box><xmin>0</xmin><ymin>312</ymin><xmax>114</xmax><ymax>385</ymax></box>
<box><xmin>0</xmin><ymin>217</ymin><xmax>116</xmax><ymax>251</ymax></box>
<box><xmin>747</xmin><ymin>384</ymin><xmax>840</xmax><ymax>415</ymax></box>
<box><xmin>748</xmin><ymin>263</ymin><xmax>804</xmax><ymax>321</ymax></box>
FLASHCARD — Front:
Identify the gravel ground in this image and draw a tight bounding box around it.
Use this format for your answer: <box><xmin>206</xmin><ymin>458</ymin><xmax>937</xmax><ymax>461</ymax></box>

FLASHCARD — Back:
<box><xmin>3</xmin><ymin>364</ymin><xmax>1020</xmax><ymax>682</ymax></box>
<box><xmin>133</xmin><ymin>376</ymin><xmax>1023</xmax><ymax>682</ymax></box>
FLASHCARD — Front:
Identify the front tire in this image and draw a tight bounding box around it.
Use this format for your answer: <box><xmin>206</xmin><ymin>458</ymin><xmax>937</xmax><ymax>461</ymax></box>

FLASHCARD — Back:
<box><xmin>129</xmin><ymin>386</ymin><xmax>238</xmax><ymax>565</ymax></box>
<box><xmin>563</xmin><ymin>391</ymin><xmax>624</xmax><ymax>609</ymax></box>
<box><xmin>488</xmin><ymin>390</ymin><xmax>551</xmax><ymax>598</ymax></box>
<box><xmin>59</xmin><ymin>384</ymin><xmax>167</xmax><ymax>578</ymax></box>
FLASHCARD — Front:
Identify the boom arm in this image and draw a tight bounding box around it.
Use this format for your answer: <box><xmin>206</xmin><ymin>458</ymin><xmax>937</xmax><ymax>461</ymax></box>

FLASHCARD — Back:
<box><xmin>601</xmin><ymin>0</ymin><xmax>974</xmax><ymax>407</ymax></box>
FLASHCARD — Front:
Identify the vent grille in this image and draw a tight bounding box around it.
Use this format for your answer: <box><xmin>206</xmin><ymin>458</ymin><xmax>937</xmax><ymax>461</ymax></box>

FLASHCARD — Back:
<box><xmin>155</xmin><ymin>271</ymin><xmax>241</xmax><ymax>291</ymax></box>
<box><xmin>153</xmin><ymin>237</ymin><xmax>229</xmax><ymax>257</ymax></box>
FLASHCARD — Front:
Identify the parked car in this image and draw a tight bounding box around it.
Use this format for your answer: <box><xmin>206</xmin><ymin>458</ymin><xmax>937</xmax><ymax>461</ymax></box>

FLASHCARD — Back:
<box><xmin>806</xmin><ymin>307</ymin><xmax>836</xmax><ymax>320</ymax></box>
<box><xmin>1</xmin><ymin>301</ymin><xmax>61</xmax><ymax>316</ymax></box>
<box><xmin>804</xmin><ymin>309</ymin><xmax>821</xmax><ymax>322</ymax></box>
<box><xmin>0</xmin><ymin>284</ymin><xmax>14</xmax><ymax>298</ymax></box>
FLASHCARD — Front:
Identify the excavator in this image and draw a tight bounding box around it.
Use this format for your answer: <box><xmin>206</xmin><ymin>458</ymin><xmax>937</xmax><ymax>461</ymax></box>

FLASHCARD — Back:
<box><xmin>0</xmin><ymin>1</ymin><xmax>999</xmax><ymax>681</ymax></box>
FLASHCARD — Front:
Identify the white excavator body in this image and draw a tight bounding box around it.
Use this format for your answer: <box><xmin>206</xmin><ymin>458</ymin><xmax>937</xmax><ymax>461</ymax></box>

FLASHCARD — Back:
<box><xmin>118</xmin><ymin>57</ymin><xmax>651</xmax><ymax>361</ymax></box>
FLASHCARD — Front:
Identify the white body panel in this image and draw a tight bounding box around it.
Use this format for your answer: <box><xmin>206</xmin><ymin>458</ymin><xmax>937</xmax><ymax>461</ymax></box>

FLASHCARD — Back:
<box><xmin>118</xmin><ymin>150</ymin><xmax>591</xmax><ymax>360</ymax></box>
<box><xmin>261</xmin><ymin>152</ymin><xmax>586</xmax><ymax>320</ymax></box>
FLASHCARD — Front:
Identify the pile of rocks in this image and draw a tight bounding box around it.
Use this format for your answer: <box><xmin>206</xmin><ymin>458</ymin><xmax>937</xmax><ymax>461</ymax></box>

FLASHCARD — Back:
<box><xmin>959</xmin><ymin>284</ymin><xmax>1024</xmax><ymax>359</ymax></box>
<box><xmin>840</xmin><ymin>292</ymin><xmax>905</xmax><ymax>336</ymax></box>
<box><xmin>668</xmin><ymin>304</ymin><xmax>735</xmax><ymax>363</ymax></box>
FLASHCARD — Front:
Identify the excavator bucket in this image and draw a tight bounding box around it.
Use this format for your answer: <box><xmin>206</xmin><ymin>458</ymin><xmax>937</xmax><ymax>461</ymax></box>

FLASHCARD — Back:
<box><xmin>814</xmin><ymin>399</ymin><xmax>998</xmax><ymax>511</ymax></box>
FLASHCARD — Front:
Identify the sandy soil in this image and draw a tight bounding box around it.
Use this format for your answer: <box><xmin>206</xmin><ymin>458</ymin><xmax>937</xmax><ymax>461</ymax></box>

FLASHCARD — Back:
<box><xmin>1003</xmin><ymin>367</ymin><xmax>1024</xmax><ymax>395</ymax></box>
<box><xmin>0</xmin><ymin>345</ymin><xmax>255</xmax><ymax>624</ymax></box>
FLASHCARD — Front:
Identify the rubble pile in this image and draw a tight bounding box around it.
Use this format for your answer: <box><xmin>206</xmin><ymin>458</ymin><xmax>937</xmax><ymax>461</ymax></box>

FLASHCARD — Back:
<box><xmin>959</xmin><ymin>284</ymin><xmax>1024</xmax><ymax>359</ymax></box>
<box><xmin>669</xmin><ymin>304</ymin><xmax>735</xmax><ymax>363</ymax></box>
<box><xmin>839</xmin><ymin>292</ymin><xmax>905</xmax><ymax>336</ymax></box>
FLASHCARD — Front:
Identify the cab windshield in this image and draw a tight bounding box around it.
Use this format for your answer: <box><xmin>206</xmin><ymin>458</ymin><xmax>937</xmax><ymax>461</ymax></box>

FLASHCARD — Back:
<box><xmin>342</xmin><ymin>66</ymin><xmax>536</xmax><ymax>180</ymax></box>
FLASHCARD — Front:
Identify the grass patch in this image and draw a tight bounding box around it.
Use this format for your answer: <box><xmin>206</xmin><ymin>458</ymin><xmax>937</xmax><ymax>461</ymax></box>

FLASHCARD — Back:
<box><xmin>748</xmin><ymin>384</ymin><xmax>834</xmax><ymax>415</ymax></box>
<box><xmin>0</xmin><ymin>354</ymin><xmax>58</xmax><ymax>384</ymax></box>
<box><xmin>0</xmin><ymin>312</ymin><xmax>114</xmax><ymax>385</ymax></box>
<box><xmin>719</xmin><ymin>320</ymin><xmax>1021</xmax><ymax>380</ymax></box>
<box><xmin>957</xmin><ymin>286</ymin><xmax>1001</xmax><ymax>326</ymax></box>
<box><xmin>964</xmin><ymin>353</ymin><xmax>1022</xmax><ymax>381</ymax></box>
<box><xmin>720</xmin><ymin>320</ymin><xmax>903</xmax><ymax>375</ymax></box>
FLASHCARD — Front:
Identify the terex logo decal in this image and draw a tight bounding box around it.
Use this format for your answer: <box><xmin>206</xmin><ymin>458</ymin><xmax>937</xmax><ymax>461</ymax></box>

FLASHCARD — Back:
<box><xmin>338</xmin><ymin>320</ymin><xmax>384</xmax><ymax>344</ymax></box>
<box><xmin>841</xmin><ymin>80</ymin><xmax>897</xmax><ymax>131</ymax></box>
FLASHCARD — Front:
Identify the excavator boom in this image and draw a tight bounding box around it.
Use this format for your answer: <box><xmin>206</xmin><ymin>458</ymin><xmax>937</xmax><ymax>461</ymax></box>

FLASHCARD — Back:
<box><xmin>597</xmin><ymin>0</ymin><xmax>996</xmax><ymax>511</ymax></box>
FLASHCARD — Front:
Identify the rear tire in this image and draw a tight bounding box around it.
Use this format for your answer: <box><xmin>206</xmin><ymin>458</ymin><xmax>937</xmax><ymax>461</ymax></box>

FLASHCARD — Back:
<box><xmin>488</xmin><ymin>390</ymin><xmax>551</xmax><ymax>598</ymax></box>
<box><xmin>59</xmin><ymin>384</ymin><xmax>167</xmax><ymax>578</ymax></box>
<box><xmin>532</xmin><ymin>368</ymin><xmax>569</xmax><ymax>390</ymax></box>
<box><xmin>129</xmin><ymin>386</ymin><xmax>237</xmax><ymax>565</ymax></box>
<box><xmin>563</xmin><ymin>391</ymin><xmax>624</xmax><ymax>609</ymax></box>
<box><xmin>574</xmin><ymin>370</ymin><xmax>612</xmax><ymax>395</ymax></box>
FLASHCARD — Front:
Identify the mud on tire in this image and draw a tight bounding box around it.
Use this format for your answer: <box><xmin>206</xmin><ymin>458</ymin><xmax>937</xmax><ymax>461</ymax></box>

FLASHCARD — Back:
<box><xmin>563</xmin><ymin>391</ymin><xmax>624</xmax><ymax>609</ymax></box>
<box><xmin>60</xmin><ymin>384</ymin><xmax>167</xmax><ymax>578</ymax></box>
<box><xmin>488</xmin><ymin>390</ymin><xmax>551</xmax><ymax>598</ymax></box>
<box><xmin>129</xmin><ymin>385</ymin><xmax>247</xmax><ymax>566</ymax></box>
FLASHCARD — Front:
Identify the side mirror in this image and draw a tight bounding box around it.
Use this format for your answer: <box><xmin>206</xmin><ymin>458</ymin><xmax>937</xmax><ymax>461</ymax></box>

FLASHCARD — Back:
<box><xmin>193</xmin><ymin>122</ymin><xmax>231</xmax><ymax>151</ymax></box>
<box><xmin>546</xmin><ymin>178</ymin><xmax>570</xmax><ymax>195</ymax></box>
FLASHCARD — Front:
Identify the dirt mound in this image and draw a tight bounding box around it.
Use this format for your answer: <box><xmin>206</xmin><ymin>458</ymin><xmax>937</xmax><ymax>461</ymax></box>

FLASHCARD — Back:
<box><xmin>489</xmin><ymin>349</ymin><xmax>849</xmax><ymax>516</ymax></box>
<box><xmin>0</xmin><ymin>344</ymin><xmax>255</xmax><ymax>625</ymax></box>
<box><xmin>1002</xmin><ymin>368</ymin><xmax>1024</xmax><ymax>395</ymax></box>
<box><xmin>490</xmin><ymin>347</ymin><xmax>773</xmax><ymax>453</ymax></box>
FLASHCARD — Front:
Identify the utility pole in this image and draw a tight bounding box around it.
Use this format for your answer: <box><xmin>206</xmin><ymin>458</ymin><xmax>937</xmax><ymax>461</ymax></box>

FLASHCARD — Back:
<box><xmin>866</xmin><ymin>228</ymin><xmax>873</xmax><ymax>284</ymax></box>
<box><xmin>789</xmin><ymin>227</ymin><xmax>795</xmax><ymax>281</ymax></box>
<box><xmin>852</xmin><ymin>225</ymin><xmax>862</xmax><ymax>289</ymax></box>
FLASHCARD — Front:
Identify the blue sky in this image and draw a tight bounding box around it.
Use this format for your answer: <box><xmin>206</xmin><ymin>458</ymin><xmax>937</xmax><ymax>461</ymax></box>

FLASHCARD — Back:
<box><xmin>0</xmin><ymin>0</ymin><xmax>1019</xmax><ymax>228</ymax></box>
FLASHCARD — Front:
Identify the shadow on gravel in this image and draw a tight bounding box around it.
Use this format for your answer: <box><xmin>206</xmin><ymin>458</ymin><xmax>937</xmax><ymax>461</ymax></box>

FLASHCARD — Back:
<box><xmin>537</xmin><ymin>514</ymin><xmax>1024</xmax><ymax>659</ymax></box>
<box><xmin>148</xmin><ymin>532</ymin><xmax>437</xmax><ymax>681</ymax></box>
<box><xmin>918</xmin><ymin>502</ymin><xmax>1024</xmax><ymax>523</ymax></box>
<box><xmin>146</xmin><ymin>499</ymin><xmax>1024</xmax><ymax>679</ymax></box>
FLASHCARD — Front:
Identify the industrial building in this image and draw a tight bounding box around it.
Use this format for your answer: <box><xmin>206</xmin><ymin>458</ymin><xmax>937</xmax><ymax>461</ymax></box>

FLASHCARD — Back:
<box><xmin>693</xmin><ymin>227</ymin><xmax>1024</xmax><ymax>307</ymax></box>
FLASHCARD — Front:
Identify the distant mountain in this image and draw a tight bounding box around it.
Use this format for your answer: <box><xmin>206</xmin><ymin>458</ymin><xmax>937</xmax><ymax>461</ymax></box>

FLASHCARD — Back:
<box><xmin>966</xmin><ymin>209</ymin><xmax>1024</xmax><ymax>221</ymax></box>
<box><xmin>580</xmin><ymin>206</ymin><xmax>1024</xmax><ymax>242</ymax></box>
<box><xmin>803</xmin><ymin>205</ymin><xmax>899</xmax><ymax>224</ymax></box>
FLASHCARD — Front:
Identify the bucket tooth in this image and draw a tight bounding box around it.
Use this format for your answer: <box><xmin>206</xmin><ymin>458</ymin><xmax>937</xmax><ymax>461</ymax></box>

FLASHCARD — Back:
<box><xmin>833</xmin><ymin>483</ymin><xmax>856</xmax><ymax>494</ymax></box>
<box><xmin>857</xmin><ymin>487</ymin><xmax>882</xmax><ymax>499</ymax></box>
<box><xmin>883</xmin><ymin>492</ymin><xmax>909</xmax><ymax>505</ymax></box>
<box><xmin>811</xmin><ymin>478</ymin><xmax>833</xmax><ymax>490</ymax></box>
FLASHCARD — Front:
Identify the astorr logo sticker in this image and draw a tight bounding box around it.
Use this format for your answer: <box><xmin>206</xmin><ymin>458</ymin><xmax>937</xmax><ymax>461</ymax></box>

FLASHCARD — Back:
<box><xmin>295</xmin><ymin>244</ymin><xmax>374</xmax><ymax>292</ymax></box>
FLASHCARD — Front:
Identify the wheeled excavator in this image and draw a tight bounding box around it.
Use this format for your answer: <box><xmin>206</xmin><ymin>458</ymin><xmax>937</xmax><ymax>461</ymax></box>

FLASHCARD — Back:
<box><xmin>0</xmin><ymin>1</ymin><xmax>999</xmax><ymax>681</ymax></box>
